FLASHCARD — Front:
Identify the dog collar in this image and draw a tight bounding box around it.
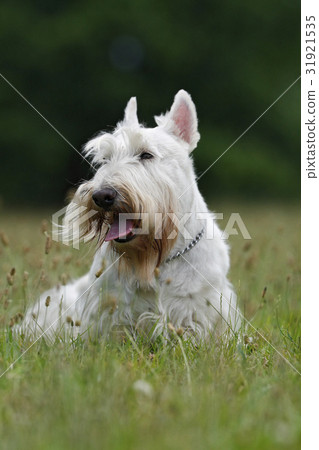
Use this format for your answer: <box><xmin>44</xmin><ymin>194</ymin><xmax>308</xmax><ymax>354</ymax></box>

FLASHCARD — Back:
<box><xmin>165</xmin><ymin>228</ymin><xmax>205</xmax><ymax>263</ymax></box>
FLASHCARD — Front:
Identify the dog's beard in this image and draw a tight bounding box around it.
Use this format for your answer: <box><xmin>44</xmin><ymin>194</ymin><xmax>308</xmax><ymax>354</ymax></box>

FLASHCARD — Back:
<box><xmin>107</xmin><ymin>209</ymin><xmax>177</xmax><ymax>284</ymax></box>
<box><xmin>111</xmin><ymin>212</ymin><xmax>177</xmax><ymax>284</ymax></box>
<box><xmin>64</xmin><ymin>184</ymin><xmax>178</xmax><ymax>283</ymax></box>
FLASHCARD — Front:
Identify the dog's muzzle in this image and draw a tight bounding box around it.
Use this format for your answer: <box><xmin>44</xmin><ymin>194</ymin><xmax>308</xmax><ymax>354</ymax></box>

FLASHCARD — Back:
<box><xmin>92</xmin><ymin>188</ymin><xmax>136</xmax><ymax>244</ymax></box>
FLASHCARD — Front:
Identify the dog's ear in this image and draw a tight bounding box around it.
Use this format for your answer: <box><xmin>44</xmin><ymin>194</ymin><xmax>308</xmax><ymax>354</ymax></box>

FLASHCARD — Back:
<box><xmin>123</xmin><ymin>97</ymin><xmax>139</xmax><ymax>126</ymax></box>
<box><xmin>155</xmin><ymin>90</ymin><xmax>200</xmax><ymax>152</ymax></box>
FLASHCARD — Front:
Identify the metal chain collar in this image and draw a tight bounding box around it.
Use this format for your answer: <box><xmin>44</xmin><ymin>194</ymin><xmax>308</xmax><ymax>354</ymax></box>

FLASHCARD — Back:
<box><xmin>165</xmin><ymin>228</ymin><xmax>205</xmax><ymax>263</ymax></box>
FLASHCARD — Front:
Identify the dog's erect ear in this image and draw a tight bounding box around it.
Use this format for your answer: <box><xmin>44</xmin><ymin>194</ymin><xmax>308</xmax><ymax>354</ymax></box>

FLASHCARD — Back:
<box><xmin>155</xmin><ymin>90</ymin><xmax>200</xmax><ymax>152</ymax></box>
<box><xmin>123</xmin><ymin>97</ymin><xmax>139</xmax><ymax>126</ymax></box>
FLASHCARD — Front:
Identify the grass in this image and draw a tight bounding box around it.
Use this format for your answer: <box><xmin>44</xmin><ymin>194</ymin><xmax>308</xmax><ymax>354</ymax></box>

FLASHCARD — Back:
<box><xmin>0</xmin><ymin>202</ymin><xmax>300</xmax><ymax>450</ymax></box>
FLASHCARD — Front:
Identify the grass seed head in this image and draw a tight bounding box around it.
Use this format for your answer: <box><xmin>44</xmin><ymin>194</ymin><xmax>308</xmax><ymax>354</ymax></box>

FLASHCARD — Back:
<box><xmin>66</xmin><ymin>316</ymin><xmax>74</xmax><ymax>326</ymax></box>
<box><xmin>64</xmin><ymin>255</ymin><xmax>72</xmax><ymax>264</ymax></box>
<box><xmin>41</xmin><ymin>220</ymin><xmax>48</xmax><ymax>234</ymax></box>
<box><xmin>9</xmin><ymin>313</ymin><xmax>24</xmax><ymax>326</ymax></box>
<box><xmin>6</xmin><ymin>273</ymin><xmax>14</xmax><ymax>286</ymax></box>
<box><xmin>242</xmin><ymin>241</ymin><xmax>252</xmax><ymax>252</ymax></box>
<box><xmin>0</xmin><ymin>231</ymin><xmax>9</xmax><ymax>247</ymax></box>
<box><xmin>45</xmin><ymin>235</ymin><xmax>52</xmax><ymax>254</ymax></box>
<box><xmin>104</xmin><ymin>295</ymin><xmax>118</xmax><ymax>315</ymax></box>
<box><xmin>95</xmin><ymin>262</ymin><xmax>106</xmax><ymax>278</ymax></box>
<box><xmin>45</xmin><ymin>295</ymin><xmax>51</xmax><ymax>307</ymax></box>
<box><xmin>38</xmin><ymin>270</ymin><xmax>46</xmax><ymax>284</ymax></box>
<box><xmin>52</xmin><ymin>256</ymin><xmax>60</xmax><ymax>269</ymax></box>
<box><xmin>60</xmin><ymin>273</ymin><xmax>68</xmax><ymax>285</ymax></box>
<box><xmin>245</xmin><ymin>253</ymin><xmax>257</xmax><ymax>270</ymax></box>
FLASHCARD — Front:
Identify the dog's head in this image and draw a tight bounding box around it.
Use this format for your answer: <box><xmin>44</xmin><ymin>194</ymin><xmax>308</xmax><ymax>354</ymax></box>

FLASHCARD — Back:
<box><xmin>63</xmin><ymin>90</ymin><xmax>200</xmax><ymax>279</ymax></box>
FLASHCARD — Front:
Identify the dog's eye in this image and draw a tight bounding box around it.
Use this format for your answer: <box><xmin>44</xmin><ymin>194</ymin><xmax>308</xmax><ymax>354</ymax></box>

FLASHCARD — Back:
<box><xmin>139</xmin><ymin>152</ymin><xmax>153</xmax><ymax>160</ymax></box>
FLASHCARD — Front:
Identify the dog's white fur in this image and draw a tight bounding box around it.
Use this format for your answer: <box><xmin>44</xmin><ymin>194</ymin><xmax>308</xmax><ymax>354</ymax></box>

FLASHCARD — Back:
<box><xmin>20</xmin><ymin>90</ymin><xmax>240</xmax><ymax>341</ymax></box>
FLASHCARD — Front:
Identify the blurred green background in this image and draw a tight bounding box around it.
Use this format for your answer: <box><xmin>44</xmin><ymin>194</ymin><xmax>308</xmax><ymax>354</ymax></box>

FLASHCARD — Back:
<box><xmin>0</xmin><ymin>0</ymin><xmax>300</xmax><ymax>207</ymax></box>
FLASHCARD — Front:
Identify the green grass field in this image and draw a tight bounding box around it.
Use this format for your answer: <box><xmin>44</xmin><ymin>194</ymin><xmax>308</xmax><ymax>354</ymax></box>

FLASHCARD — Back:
<box><xmin>0</xmin><ymin>203</ymin><xmax>300</xmax><ymax>450</ymax></box>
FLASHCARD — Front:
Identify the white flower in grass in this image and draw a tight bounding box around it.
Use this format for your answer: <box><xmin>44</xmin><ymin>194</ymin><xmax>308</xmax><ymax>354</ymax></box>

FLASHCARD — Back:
<box><xmin>132</xmin><ymin>379</ymin><xmax>153</xmax><ymax>398</ymax></box>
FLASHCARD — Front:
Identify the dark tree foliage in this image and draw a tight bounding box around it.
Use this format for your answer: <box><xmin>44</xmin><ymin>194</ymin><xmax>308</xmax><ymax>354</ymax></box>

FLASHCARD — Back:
<box><xmin>0</xmin><ymin>0</ymin><xmax>300</xmax><ymax>206</ymax></box>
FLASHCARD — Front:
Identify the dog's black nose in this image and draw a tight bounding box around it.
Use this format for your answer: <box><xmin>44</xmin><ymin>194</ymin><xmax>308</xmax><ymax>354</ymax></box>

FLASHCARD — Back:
<box><xmin>92</xmin><ymin>188</ymin><xmax>117</xmax><ymax>209</ymax></box>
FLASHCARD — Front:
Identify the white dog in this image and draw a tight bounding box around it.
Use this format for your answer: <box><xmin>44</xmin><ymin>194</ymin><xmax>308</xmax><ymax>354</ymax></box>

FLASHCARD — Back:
<box><xmin>21</xmin><ymin>90</ymin><xmax>240</xmax><ymax>341</ymax></box>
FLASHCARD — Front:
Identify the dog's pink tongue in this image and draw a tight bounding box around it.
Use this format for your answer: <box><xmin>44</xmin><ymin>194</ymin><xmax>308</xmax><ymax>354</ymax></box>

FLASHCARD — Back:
<box><xmin>105</xmin><ymin>218</ymin><xmax>134</xmax><ymax>241</ymax></box>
